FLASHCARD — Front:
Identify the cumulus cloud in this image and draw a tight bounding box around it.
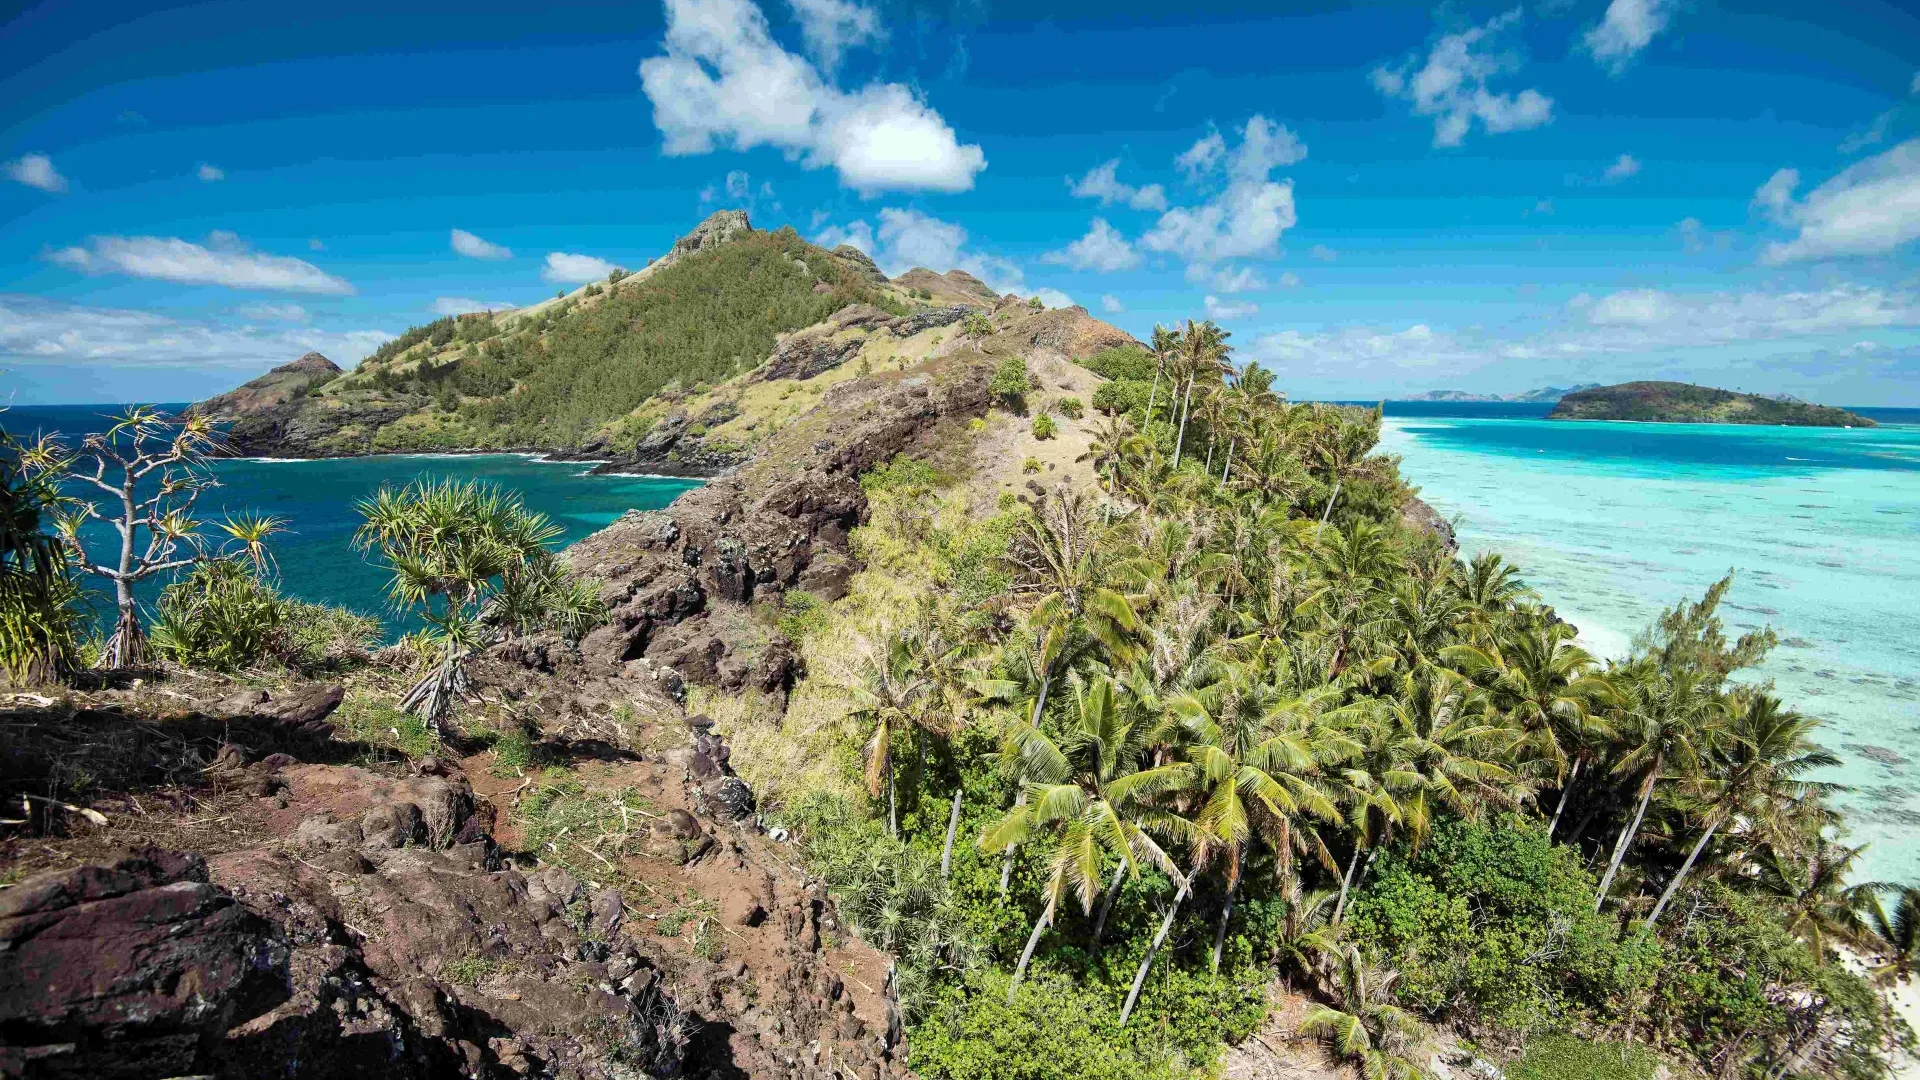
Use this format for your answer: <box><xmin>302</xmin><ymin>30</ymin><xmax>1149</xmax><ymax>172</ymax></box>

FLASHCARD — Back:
<box><xmin>1175</xmin><ymin>132</ymin><xmax>1225</xmax><ymax>182</ymax></box>
<box><xmin>451</xmin><ymin>228</ymin><xmax>513</xmax><ymax>260</ymax></box>
<box><xmin>1034</xmin><ymin>288</ymin><xmax>1075</xmax><ymax>309</ymax></box>
<box><xmin>1279</xmin><ymin>272</ymin><xmax>1302</xmax><ymax>288</ymax></box>
<box><xmin>1204</xmin><ymin>295</ymin><xmax>1259</xmax><ymax>320</ymax></box>
<box><xmin>638</xmin><ymin>0</ymin><xmax>985</xmax><ymax>195</ymax></box>
<box><xmin>1574</xmin><ymin>284</ymin><xmax>1920</xmax><ymax>343</ymax></box>
<box><xmin>1068</xmin><ymin>160</ymin><xmax>1167</xmax><ymax>211</ymax></box>
<box><xmin>1582</xmin><ymin>0</ymin><xmax>1672</xmax><ymax>73</ymax></box>
<box><xmin>5</xmin><ymin>153</ymin><xmax>67</xmax><ymax>193</ymax></box>
<box><xmin>812</xmin><ymin>207</ymin><xmax>1037</xmax><ymax>297</ymax></box>
<box><xmin>197</xmin><ymin>163</ymin><xmax>225</xmax><ymax>182</ymax></box>
<box><xmin>1042</xmin><ymin>219</ymin><xmax>1140</xmax><ymax>272</ymax></box>
<box><xmin>1603</xmin><ymin>153</ymin><xmax>1641</xmax><ymax>181</ymax></box>
<box><xmin>1207</xmin><ymin>265</ymin><xmax>1267</xmax><ymax>293</ymax></box>
<box><xmin>543</xmin><ymin>252</ymin><xmax>622</xmax><ymax>282</ymax></box>
<box><xmin>1252</xmin><ymin>323</ymin><xmax>1464</xmax><ymax>377</ymax></box>
<box><xmin>1757</xmin><ymin>140</ymin><xmax>1920</xmax><ymax>264</ymax></box>
<box><xmin>0</xmin><ymin>294</ymin><xmax>391</xmax><ymax>371</ymax></box>
<box><xmin>1310</xmin><ymin>244</ymin><xmax>1338</xmax><ymax>261</ymax></box>
<box><xmin>1372</xmin><ymin>10</ymin><xmax>1553</xmax><ymax>147</ymax></box>
<box><xmin>1101</xmin><ymin>294</ymin><xmax>1124</xmax><ymax>313</ymax></box>
<box><xmin>787</xmin><ymin>0</ymin><xmax>882</xmax><ymax>71</ymax></box>
<box><xmin>1143</xmin><ymin>115</ymin><xmax>1302</xmax><ymax>270</ymax></box>
<box><xmin>46</xmin><ymin>234</ymin><xmax>353</xmax><ymax>294</ymax></box>
<box><xmin>433</xmin><ymin>297</ymin><xmax>519</xmax><ymax>315</ymax></box>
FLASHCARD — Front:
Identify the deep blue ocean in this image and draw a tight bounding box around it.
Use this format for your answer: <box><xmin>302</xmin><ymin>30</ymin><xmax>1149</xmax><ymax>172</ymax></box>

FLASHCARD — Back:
<box><xmin>2</xmin><ymin>403</ymin><xmax>701</xmax><ymax>635</ymax></box>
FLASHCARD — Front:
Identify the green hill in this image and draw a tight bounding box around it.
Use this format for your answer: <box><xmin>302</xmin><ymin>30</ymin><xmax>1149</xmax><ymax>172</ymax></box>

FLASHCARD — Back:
<box><xmin>1547</xmin><ymin>381</ymin><xmax>1873</xmax><ymax>426</ymax></box>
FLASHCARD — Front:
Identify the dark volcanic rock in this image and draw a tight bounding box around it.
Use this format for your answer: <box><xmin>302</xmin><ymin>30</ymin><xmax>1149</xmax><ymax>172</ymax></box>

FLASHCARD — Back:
<box><xmin>192</xmin><ymin>353</ymin><xmax>342</xmax><ymax>424</ymax></box>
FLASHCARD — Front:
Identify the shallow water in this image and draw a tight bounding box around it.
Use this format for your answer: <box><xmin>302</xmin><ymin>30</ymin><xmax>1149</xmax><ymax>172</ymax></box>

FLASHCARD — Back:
<box><xmin>1377</xmin><ymin>405</ymin><xmax>1920</xmax><ymax>884</ymax></box>
<box><xmin>4</xmin><ymin>404</ymin><xmax>702</xmax><ymax>637</ymax></box>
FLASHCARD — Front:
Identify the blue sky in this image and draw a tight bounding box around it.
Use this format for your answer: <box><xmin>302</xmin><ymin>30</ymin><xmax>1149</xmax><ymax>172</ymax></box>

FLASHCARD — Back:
<box><xmin>3</xmin><ymin>0</ymin><xmax>1919</xmax><ymax>405</ymax></box>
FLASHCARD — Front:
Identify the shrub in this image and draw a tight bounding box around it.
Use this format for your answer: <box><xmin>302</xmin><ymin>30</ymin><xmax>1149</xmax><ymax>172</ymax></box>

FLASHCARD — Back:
<box><xmin>1081</xmin><ymin>346</ymin><xmax>1155</xmax><ymax>382</ymax></box>
<box><xmin>962</xmin><ymin>312</ymin><xmax>993</xmax><ymax>339</ymax></box>
<box><xmin>860</xmin><ymin>454</ymin><xmax>941</xmax><ymax>493</ymax></box>
<box><xmin>1021</xmin><ymin>457</ymin><xmax>1041</xmax><ymax>474</ymax></box>
<box><xmin>1507</xmin><ymin>1035</ymin><xmax>1658</xmax><ymax>1080</ymax></box>
<box><xmin>607</xmin><ymin>267</ymin><xmax>628</xmax><ymax>284</ymax></box>
<box><xmin>989</xmin><ymin>357</ymin><xmax>1030</xmax><ymax>406</ymax></box>
<box><xmin>1027</xmin><ymin>295</ymin><xmax>1043</xmax><ymax>310</ymax></box>
<box><xmin>776</xmin><ymin>590</ymin><xmax>832</xmax><ymax>640</ymax></box>
<box><xmin>1054</xmin><ymin>396</ymin><xmax>1083</xmax><ymax>419</ymax></box>
<box><xmin>1031</xmin><ymin>414</ymin><xmax>1057</xmax><ymax>440</ymax></box>
<box><xmin>150</xmin><ymin>559</ymin><xmax>287</xmax><ymax>671</ymax></box>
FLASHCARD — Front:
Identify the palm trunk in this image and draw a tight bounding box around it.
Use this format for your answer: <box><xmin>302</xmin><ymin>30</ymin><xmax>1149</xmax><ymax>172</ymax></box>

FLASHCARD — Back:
<box><xmin>1210</xmin><ymin>878</ymin><xmax>1238</xmax><ymax>972</ymax></box>
<box><xmin>1220</xmin><ymin>438</ymin><xmax>1234</xmax><ymax>486</ymax></box>
<box><xmin>1333</xmin><ymin>844</ymin><xmax>1366</xmax><ymax>926</ymax></box>
<box><xmin>1172</xmin><ymin>376</ymin><xmax>1195</xmax><ymax>468</ymax></box>
<box><xmin>101</xmin><ymin>578</ymin><xmax>145</xmax><ymax>669</ymax></box>
<box><xmin>1313</xmin><ymin>480</ymin><xmax>1342</xmax><ymax>543</ymax></box>
<box><xmin>1547</xmin><ymin>758</ymin><xmax>1582</xmax><ymax>840</ymax></box>
<box><xmin>1204</xmin><ymin>436</ymin><xmax>1214</xmax><ymax>475</ymax></box>
<box><xmin>1000</xmin><ymin>672</ymin><xmax>1052</xmax><ymax>897</ymax></box>
<box><xmin>1644</xmin><ymin>814</ymin><xmax>1723</xmax><ymax>929</ymax></box>
<box><xmin>940</xmin><ymin>787</ymin><xmax>963</xmax><ymax>878</ymax></box>
<box><xmin>887</xmin><ymin>759</ymin><xmax>897</xmax><ymax>839</ymax></box>
<box><xmin>1008</xmin><ymin>893</ymin><xmax>1057</xmax><ymax>1001</ymax></box>
<box><xmin>1595</xmin><ymin>770</ymin><xmax>1657</xmax><ymax>913</ymax></box>
<box><xmin>1146</xmin><ymin>369</ymin><xmax>1162</xmax><ymax>425</ymax></box>
<box><xmin>1120</xmin><ymin>878</ymin><xmax>1189</xmax><ymax>1025</ymax></box>
<box><xmin>1092</xmin><ymin>861</ymin><xmax>1126</xmax><ymax>943</ymax></box>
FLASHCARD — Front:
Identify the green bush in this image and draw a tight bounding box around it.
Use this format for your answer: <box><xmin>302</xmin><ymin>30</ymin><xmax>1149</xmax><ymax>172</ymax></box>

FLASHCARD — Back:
<box><xmin>1508</xmin><ymin>1035</ymin><xmax>1658</xmax><ymax>1080</ymax></box>
<box><xmin>150</xmin><ymin>559</ymin><xmax>287</xmax><ymax>671</ymax></box>
<box><xmin>1031</xmin><ymin>414</ymin><xmax>1057</xmax><ymax>440</ymax></box>
<box><xmin>1081</xmin><ymin>346</ymin><xmax>1155</xmax><ymax>382</ymax></box>
<box><xmin>1054</xmin><ymin>396</ymin><xmax>1083</xmax><ymax>419</ymax></box>
<box><xmin>989</xmin><ymin>357</ymin><xmax>1030</xmax><ymax>405</ymax></box>
<box><xmin>860</xmin><ymin>454</ymin><xmax>941</xmax><ymax>493</ymax></box>
<box><xmin>776</xmin><ymin>590</ymin><xmax>832</xmax><ymax>640</ymax></box>
<box><xmin>1345</xmin><ymin>815</ymin><xmax>1655</xmax><ymax>1032</ymax></box>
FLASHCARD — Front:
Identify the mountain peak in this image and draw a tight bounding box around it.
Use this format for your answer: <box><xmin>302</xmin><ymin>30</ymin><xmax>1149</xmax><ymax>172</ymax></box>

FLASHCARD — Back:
<box><xmin>671</xmin><ymin>209</ymin><xmax>753</xmax><ymax>260</ymax></box>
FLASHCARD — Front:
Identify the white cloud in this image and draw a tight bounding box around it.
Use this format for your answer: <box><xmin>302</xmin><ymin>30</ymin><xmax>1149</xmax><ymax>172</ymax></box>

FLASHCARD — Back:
<box><xmin>433</xmin><ymin>297</ymin><xmax>518</xmax><ymax>316</ymax></box>
<box><xmin>1676</xmin><ymin>217</ymin><xmax>1735</xmax><ymax>254</ymax></box>
<box><xmin>1034</xmin><ymin>288</ymin><xmax>1075</xmax><ymax>309</ymax></box>
<box><xmin>1839</xmin><ymin>110</ymin><xmax>1896</xmax><ymax>155</ymax></box>
<box><xmin>1573</xmin><ymin>284</ymin><xmax>1920</xmax><ymax>344</ymax></box>
<box><xmin>1372</xmin><ymin>10</ymin><xmax>1553</xmax><ymax>148</ymax></box>
<box><xmin>5</xmin><ymin>153</ymin><xmax>66</xmax><ymax>193</ymax></box>
<box><xmin>0</xmin><ymin>294</ymin><xmax>391</xmax><ymax>370</ymax></box>
<box><xmin>1751</xmin><ymin>167</ymin><xmax>1799</xmax><ymax>222</ymax></box>
<box><xmin>1603</xmin><ymin>153</ymin><xmax>1641</xmax><ymax>181</ymax></box>
<box><xmin>197</xmin><ymin>163</ymin><xmax>225</xmax><ymax>182</ymax></box>
<box><xmin>1253</xmin><ymin>323</ymin><xmax>1466</xmax><ymax>377</ymax></box>
<box><xmin>451</xmin><ymin>228</ymin><xmax>513</xmax><ymax>260</ymax></box>
<box><xmin>812</xmin><ymin>207</ymin><xmax>1037</xmax><ymax>296</ymax></box>
<box><xmin>1758</xmin><ymin>139</ymin><xmax>1920</xmax><ymax>264</ymax></box>
<box><xmin>1204</xmin><ymin>295</ymin><xmax>1259</xmax><ymax>320</ymax></box>
<box><xmin>1310</xmin><ymin>244</ymin><xmax>1338</xmax><ymax>261</ymax></box>
<box><xmin>1582</xmin><ymin>0</ymin><xmax>1673</xmax><ymax>74</ymax></box>
<box><xmin>1068</xmin><ymin>160</ymin><xmax>1167</xmax><ymax>211</ymax></box>
<box><xmin>1101</xmin><ymin>294</ymin><xmax>1124</xmax><ymax>313</ymax></box>
<box><xmin>46</xmin><ymin>235</ymin><xmax>353</xmax><ymax>294</ymax></box>
<box><xmin>235</xmin><ymin>303</ymin><xmax>310</xmax><ymax>323</ymax></box>
<box><xmin>638</xmin><ymin>0</ymin><xmax>985</xmax><ymax>195</ymax></box>
<box><xmin>308</xmin><ymin>238</ymin><xmax>326</xmax><ymax>251</ymax></box>
<box><xmin>787</xmin><ymin>0</ymin><xmax>881</xmax><ymax>71</ymax></box>
<box><xmin>1143</xmin><ymin>115</ymin><xmax>1302</xmax><ymax>269</ymax></box>
<box><xmin>543</xmin><ymin>252</ymin><xmax>622</xmax><ymax>282</ymax></box>
<box><xmin>1042</xmin><ymin>219</ymin><xmax>1140</xmax><ymax>272</ymax></box>
<box><xmin>1209</xmin><ymin>265</ymin><xmax>1267</xmax><ymax>293</ymax></box>
<box><xmin>1175</xmin><ymin>132</ymin><xmax>1225</xmax><ymax>181</ymax></box>
<box><xmin>1279</xmin><ymin>272</ymin><xmax>1302</xmax><ymax>288</ymax></box>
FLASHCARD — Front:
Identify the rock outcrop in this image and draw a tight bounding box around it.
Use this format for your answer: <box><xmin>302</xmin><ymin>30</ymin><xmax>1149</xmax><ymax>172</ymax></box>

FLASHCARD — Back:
<box><xmin>192</xmin><ymin>353</ymin><xmax>342</xmax><ymax>423</ymax></box>
<box><xmin>571</xmin><ymin>350</ymin><xmax>997</xmax><ymax>693</ymax></box>
<box><xmin>891</xmin><ymin>267</ymin><xmax>1000</xmax><ymax>307</ymax></box>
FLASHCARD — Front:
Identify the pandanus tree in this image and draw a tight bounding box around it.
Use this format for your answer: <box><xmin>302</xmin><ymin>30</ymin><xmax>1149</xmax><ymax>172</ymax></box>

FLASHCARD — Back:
<box><xmin>0</xmin><ymin>430</ymin><xmax>83</xmax><ymax>683</ymax></box>
<box><xmin>48</xmin><ymin>406</ymin><xmax>221</xmax><ymax>668</ymax></box>
<box><xmin>979</xmin><ymin>676</ymin><xmax>1188</xmax><ymax>1001</ymax></box>
<box><xmin>354</xmin><ymin>478</ymin><xmax>598</xmax><ymax>729</ymax></box>
<box><xmin>1643</xmin><ymin>692</ymin><xmax>1839</xmax><ymax>929</ymax></box>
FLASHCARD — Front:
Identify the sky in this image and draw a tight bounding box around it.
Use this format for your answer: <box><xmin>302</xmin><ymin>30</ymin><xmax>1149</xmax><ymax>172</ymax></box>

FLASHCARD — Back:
<box><xmin>3</xmin><ymin>0</ymin><xmax>1919</xmax><ymax>406</ymax></box>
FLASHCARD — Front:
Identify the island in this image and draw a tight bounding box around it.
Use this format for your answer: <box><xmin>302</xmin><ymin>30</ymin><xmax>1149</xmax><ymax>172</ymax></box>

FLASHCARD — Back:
<box><xmin>1400</xmin><ymin>383</ymin><xmax>1601</xmax><ymax>403</ymax></box>
<box><xmin>1547</xmin><ymin>380</ymin><xmax>1875</xmax><ymax>427</ymax></box>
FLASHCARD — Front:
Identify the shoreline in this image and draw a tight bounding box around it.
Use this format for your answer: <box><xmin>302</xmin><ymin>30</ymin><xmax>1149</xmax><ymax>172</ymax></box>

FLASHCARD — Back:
<box><xmin>223</xmin><ymin>444</ymin><xmax>729</xmax><ymax>481</ymax></box>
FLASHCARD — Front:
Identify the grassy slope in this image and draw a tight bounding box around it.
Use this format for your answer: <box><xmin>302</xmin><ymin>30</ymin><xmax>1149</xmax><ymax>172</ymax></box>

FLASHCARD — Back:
<box><xmin>280</xmin><ymin>228</ymin><xmax>900</xmax><ymax>455</ymax></box>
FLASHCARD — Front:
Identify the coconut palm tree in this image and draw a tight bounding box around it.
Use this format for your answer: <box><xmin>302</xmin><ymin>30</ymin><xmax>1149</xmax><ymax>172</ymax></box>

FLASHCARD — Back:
<box><xmin>1144</xmin><ymin>323</ymin><xmax>1180</xmax><ymax>427</ymax></box>
<box><xmin>979</xmin><ymin>676</ymin><xmax>1188</xmax><ymax>1001</ymax></box>
<box><xmin>1593</xmin><ymin>665</ymin><xmax>1721</xmax><ymax>913</ymax></box>
<box><xmin>1753</xmin><ymin>837</ymin><xmax>1876</xmax><ymax>958</ymax></box>
<box><xmin>1863</xmin><ymin>885</ymin><xmax>1920</xmax><ymax>987</ymax></box>
<box><xmin>832</xmin><ymin>625</ymin><xmax>936</xmax><ymax>838</ymax></box>
<box><xmin>1299</xmin><ymin>944</ymin><xmax>1427</xmax><ymax>1080</ymax></box>
<box><xmin>1644</xmin><ymin>693</ymin><xmax>1840</xmax><ymax>928</ymax></box>
<box><xmin>1172</xmin><ymin>320</ymin><xmax>1229</xmax><ymax>470</ymax></box>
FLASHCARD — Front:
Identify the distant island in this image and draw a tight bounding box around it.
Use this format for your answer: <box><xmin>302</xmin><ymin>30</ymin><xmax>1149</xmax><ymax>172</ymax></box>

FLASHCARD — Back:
<box><xmin>1548</xmin><ymin>381</ymin><xmax>1875</xmax><ymax>427</ymax></box>
<box><xmin>1399</xmin><ymin>383</ymin><xmax>1602</xmax><ymax>403</ymax></box>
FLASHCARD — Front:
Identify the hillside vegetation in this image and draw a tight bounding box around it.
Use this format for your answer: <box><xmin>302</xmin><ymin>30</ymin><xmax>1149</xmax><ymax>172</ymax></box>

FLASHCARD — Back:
<box><xmin>1549</xmin><ymin>381</ymin><xmax>1874</xmax><ymax>426</ymax></box>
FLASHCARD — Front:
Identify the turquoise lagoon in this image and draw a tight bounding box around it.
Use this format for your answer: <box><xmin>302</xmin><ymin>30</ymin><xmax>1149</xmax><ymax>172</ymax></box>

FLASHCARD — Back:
<box><xmin>4</xmin><ymin>404</ymin><xmax>702</xmax><ymax>637</ymax></box>
<box><xmin>1377</xmin><ymin>403</ymin><xmax>1920</xmax><ymax>884</ymax></box>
